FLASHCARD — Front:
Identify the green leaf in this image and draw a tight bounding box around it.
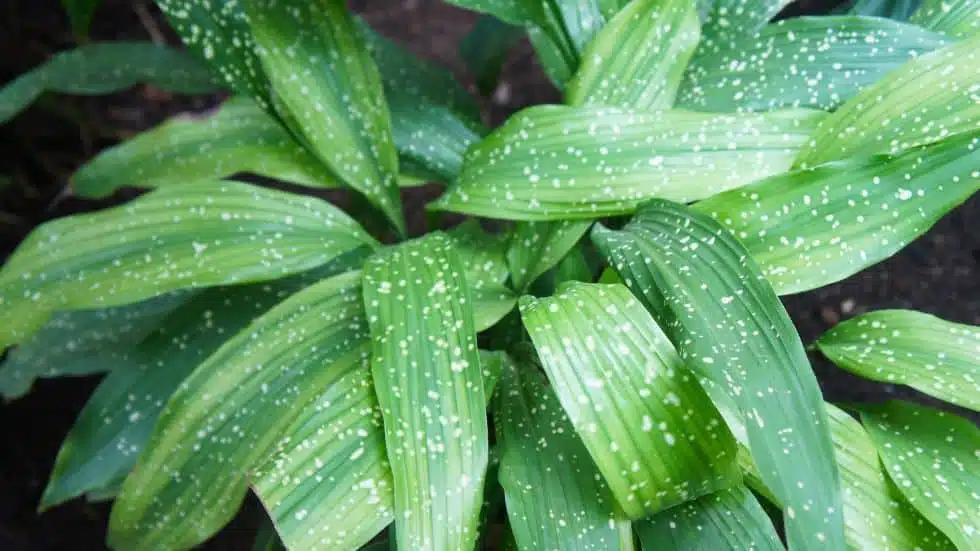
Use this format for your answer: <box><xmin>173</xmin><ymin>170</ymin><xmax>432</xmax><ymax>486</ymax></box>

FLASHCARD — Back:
<box><xmin>38</xmin><ymin>251</ymin><xmax>367</xmax><ymax>511</ymax></box>
<box><xmin>432</xmin><ymin>105</ymin><xmax>823</xmax><ymax>220</ymax></box>
<box><xmin>859</xmin><ymin>401</ymin><xmax>980</xmax><ymax>550</ymax></box>
<box><xmin>566</xmin><ymin>0</ymin><xmax>701</xmax><ymax>111</ymax></box>
<box><xmin>697</xmin><ymin>0</ymin><xmax>792</xmax><ymax>53</ymax></box>
<box><xmin>848</xmin><ymin>0</ymin><xmax>922</xmax><ymax>19</ymax></box>
<box><xmin>252</xmin><ymin>517</ymin><xmax>287</xmax><ymax>551</ymax></box>
<box><xmin>527</xmin><ymin>27</ymin><xmax>576</xmax><ymax>89</ymax></box>
<box><xmin>826</xmin><ymin>403</ymin><xmax>955</xmax><ymax>550</ymax></box>
<box><xmin>520</xmin><ymin>282</ymin><xmax>740</xmax><ymax>518</ymax></box>
<box><xmin>460</xmin><ymin>15</ymin><xmax>525</xmax><ymax>96</ymax></box>
<box><xmin>911</xmin><ymin>0</ymin><xmax>980</xmax><ymax>39</ymax></box>
<box><xmin>506</xmin><ymin>220</ymin><xmax>591</xmax><ymax>291</ymax></box>
<box><xmin>442</xmin><ymin>0</ymin><xmax>541</xmax><ymax>27</ymax></box>
<box><xmin>388</xmin><ymin>96</ymin><xmax>486</xmax><ymax>182</ymax></box>
<box><xmin>795</xmin><ymin>35</ymin><xmax>980</xmax><ymax>167</ymax></box>
<box><xmin>155</xmin><ymin>0</ymin><xmax>270</xmax><ymax>108</ymax></box>
<box><xmin>819</xmin><ymin>310</ymin><xmax>980</xmax><ymax>412</ymax></box>
<box><xmin>363</xmin><ymin>233</ymin><xmax>489</xmax><ymax>551</ymax></box>
<box><xmin>62</xmin><ymin>0</ymin><xmax>100</xmax><ymax>39</ymax></box>
<box><xmin>71</xmin><ymin>98</ymin><xmax>343</xmax><ymax>198</ymax></box>
<box><xmin>449</xmin><ymin>220</ymin><xmax>511</xmax><ymax>288</ymax></box>
<box><xmin>0</xmin><ymin>180</ymin><xmax>374</xmax><ymax>349</ymax></box>
<box><xmin>591</xmin><ymin>200</ymin><xmax>845</xmax><ymax>549</ymax></box>
<box><xmin>246</xmin><ymin>0</ymin><xmax>404</xmax><ymax>236</ymax></box>
<box><xmin>108</xmin><ymin>270</ymin><xmax>369</xmax><ymax>550</ymax></box>
<box><xmin>495</xmin><ymin>358</ymin><xmax>635</xmax><ymax>550</ymax></box>
<box><xmin>678</xmin><ymin>16</ymin><xmax>951</xmax><ymax>113</ymax></box>
<box><xmin>0</xmin><ymin>42</ymin><xmax>220</xmax><ymax>126</ymax></box>
<box><xmin>693</xmin><ymin>130</ymin><xmax>980</xmax><ymax>295</ymax></box>
<box><xmin>0</xmin><ymin>292</ymin><xmax>187</xmax><ymax>399</ymax></box>
<box><xmin>634</xmin><ymin>485</ymin><xmax>782</xmax><ymax>551</ymax></box>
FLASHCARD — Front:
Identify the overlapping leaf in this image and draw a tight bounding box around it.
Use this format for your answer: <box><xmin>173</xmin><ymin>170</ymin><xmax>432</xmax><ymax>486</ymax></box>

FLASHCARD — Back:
<box><xmin>363</xmin><ymin>233</ymin><xmax>488</xmax><ymax>550</ymax></box>
<box><xmin>0</xmin><ymin>181</ymin><xmax>374</xmax><ymax>349</ymax></box>
<box><xmin>0</xmin><ymin>42</ymin><xmax>219</xmax><ymax>125</ymax></box>
<box><xmin>495</xmin><ymin>359</ymin><xmax>635</xmax><ymax>550</ymax></box>
<box><xmin>460</xmin><ymin>15</ymin><xmax>525</xmax><ymax>95</ymax></box>
<box><xmin>693</xmin><ymin>130</ymin><xmax>980</xmax><ymax>295</ymax></box>
<box><xmin>520</xmin><ymin>282</ymin><xmax>740</xmax><ymax>518</ymax></box>
<box><xmin>911</xmin><ymin>0</ymin><xmax>980</xmax><ymax>38</ymax></box>
<box><xmin>108</xmin><ymin>271</ymin><xmax>369</xmax><ymax>550</ymax></box>
<box><xmin>506</xmin><ymin>220</ymin><xmax>591</xmax><ymax>291</ymax></box>
<box><xmin>449</xmin><ymin>221</ymin><xmax>517</xmax><ymax>330</ymax></box>
<box><xmin>847</xmin><ymin>0</ymin><xmax>922</xmax><ymax>19</ymax></box>
<box><xmin>388</xmin><ymin>97</ymin><xmax>486</xmax><ymax>182</ymax></box>
<box><xmin>432</xmin><ymin>105</ymin><xmax>823</xmax><ymax>220</ymax></box>
<box><xmin>592</xmin><ymin>200</ymin><xmax>844</xmax><ymax>549</ymax></box>
<box><xmin>696</xmin><ymin>0</ymin><xmax>793</xmax><ymax>53</ymax></box>
<box><xmin>678</xmin><ymin>16</ymin><xmax>950</xmax><ymax>112</ymax></box>
<box><xmin>859</xmin><ymin>401</ymin><xmax>980</xmax><ymax>550</ymax></box>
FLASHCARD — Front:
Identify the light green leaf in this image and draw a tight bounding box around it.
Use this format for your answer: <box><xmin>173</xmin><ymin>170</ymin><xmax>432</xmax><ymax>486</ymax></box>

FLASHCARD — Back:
<box><xmin>520</xmin><ymin>282</ymin><xmax>740</xmax><ymax>518</ymax></box>
<box><xmin>697</xmin><ymin>0</ymin><xmax>793</xmax><ymax>53</ymax></box>
<box><xmin>693</xmin><ymin>130</ymin><xmax>980</xmax><ymax>295</ymax></box>
<box><xmin>795</xmin><ymin>35</ymin><xmax>980</xmax><ymax>167</ymax></box>
<box><xmin>495</xmin><ymin>358</ymin><xmax>635</xmax><ymax>550</ymax></box>
<box><xmin>819</xmin><ymin>310</ymin><xmax>980</xmax><ymax>412</ymax></box>
<box><xmin>566</xmin><ymin>0</ymin><xmax>701</xmax><ymax>111</ymax></box>
<box><xmin>678</xmin><ymin>16</ymin><xmax>951</xmax><ymax>113</ymax></box>
<box><xmin>507</xmin><ymin>220</ymin><xmax>591</xmax><ymax>291</ymax></box>
<box><xmin>460</xmin><ymin>15</ymin><xmax>525</xmax><ymax>96</ymax></box>
<box><xmin>634</xmin><ymin>485</ymin><xmax>782</xmax><ymax>551</ymax></box>
<box><xmin>155</xmin><ymin>0</ymin><xmax>270</xmax><ymax>108</ymax></box>
<box><xmin>388</xmin><ymin>96</ymin><xmax>486</xmax><ymax>182</ymax></box>
<box><xmin>826</xmin><ymin>403</ymin><xmax>956</xmax><ymax>551</ymax></box>
<box><xmin>527</xmin><ymin>27</ymin><xmax>576</xmax><ymax>89</ymax></box>
<box><xmin>0</xmin><ymin>42</ymin><xmax>220</xmax><ymax>126</ymax></box>
<box><xmin>108</xmin><ymin>270</ymin><xmax>369</xmax><ymax>550</ymax></box>
<box><xmin>449</xmin><ymin>220</ymin><xmax>511</xmax><ymax>289</ymax></box>
<box><xmin>911</xmin><ymin>0</ymin><xmax>980</xmax><ymax>39</ymax></box>
<box><xmin>363</xmin><ymin>233</ymin><xmax>488</xmax><ymax>551</ymax></box>
<box><xmin>0</xmin><ymin>181</ymin><xmax>374</xmax><ymax>349</ymax></box>
<box><xmin>859</xmin><ymin>401</ymin><xmax>980</xmax><ymax>550</ymax></box>
<box><xmin>432</xmin><ymin>105</ymin><xmax>823</xmax><ymax>220</ymax></box>
<box><xmin>0</xmin><ymin>292</ymin><xmax>187</xmax><ymax>399</ymax></box>
<box><xmin>848</xmin><ymin>0</ymin><xmax>922</xmax><ymax>19</ymax></box>
<box><xmin>471</xmin><ymin>283</ymin><xmax>519</xmax><ymax>332</ymax></box>
<box><xmin>71</xmin><ymin>98</ymin><xmax>342</xmax><ymax>198</ymax></box>
<box><xmin>247</xmin><ymin>0</ymin><xmax>404</xmax><ymax>235</ymax></box>
<box><xmin>592</xmin><ymin>200</ymin><xmax>844</xmax><ymax>549</ymax></box>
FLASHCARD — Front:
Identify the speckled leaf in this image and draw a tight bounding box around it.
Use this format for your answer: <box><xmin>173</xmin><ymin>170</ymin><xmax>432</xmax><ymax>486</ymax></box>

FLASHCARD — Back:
<box><xmin>520</xmin><ymin>282</ymin><xmax>740</xmax><ymax>518</ymax></box>
<box><xmin>566</xmin><ymin>0</ymin><xmax>701</xmax><ymax>111</ymax></box>
<box><xmin>432</xmin><ymin>105</ymin><xmax>823</xmax><ymax>220</ymax></box>
<box><xmin>591</xmin><ymin>200</ymin><xmax>844</xmax><ymax>550</ymax></box>
<box><xmin>848</xmin><ymin>0</ymin><xmax>922</xmax><ymax>19</ymax></box>
<box><xmin>820</xmin><ymin>310</ymin><xmax>980</xmax><ymax>412</ymax></box>
<box><xmin>634</xmin><ymin>485</ymin><xmax>782</xmax><ymax>551</ymax></box>
<box><xmin>246</xmin><ymin>0</ymin><xmax>404</xmax><ymax>236</ymax></box>
<box><xmin>825</xmin><ymin>403</ymin><xmax>956</xmax><ymax>551</ymax></box>
<box><xmin>388</xmin><ymin>96</ymin><xmax>487</xmax><ymax>182</ymax></box>
<box><xmin>859</xmin><ymin>401</ymin><xmax>980</xmax><ymax>550</ymax></box>
<box><xmin>470</xmin><ymin>284</ymin><xmax>518</xmax><ymax>332</ymax></box>
<box><xmin>363</xmin><ymin>233</ymin><xmax>488</xmax><ymax>551</ymax></box>
<box><xmin>38</xmin><ymin>252</ymin><xmax>367</xmax><ymax>512</ymax></box>
<box><xmin>441</xmin><ymin>0</ymin><xmax>541</xmax><ymax>27</ymax></box>
<box><xmin>507</xmin><ymin>220</ymin><xmax>591</xmax><ymax>291</ymax></box>
<box><xmin>108</xmin><ymin>270</ymin><xmax>369</xmax><ymax>550</ymax></box>
<box><xmin>448</xmin><ymin>221</ymin><xmax>516</xmax><ymax>330</ymax></box>
<box><xmin>697</xmin><ymin>0</ymin><xmax>792</xmax><ymax>53</ymax></box>
<box><xmin>0</xmin><ymin>181</ymin><xmax>374</xmax><ymax>349</ymax></box>
<box><xmin>0</xmin><ymin>42</ymin><xmax>219</xmax><ymax>125</ymax></box>
<box><xmin>693</xmin><ymin>130</ymin><xmax>980</xmax><ymax>295</ymax></box>
<box><xmin>677</xmin><ymin>16</ymin><xmax>950</xmax><ymax>113</ymax></box>
<box><xmin>460</xmin><ymin>15</ymin><xmax>525</xmax><ymax>96</ymax></box>
<box><xmin>0</xmin><ymin>292</ymin><xmax>187</xmax><ymax>399</ymax></box>
<box><xmin>71</xmin><ymin>98</ymin><xmax>343</xmax><ymax>198</ymax></box>
<box><xmin>911</xmin><ymin>0</ymin><xmax>980</xmax><ymax>39</ymax></box>
<box><xmin>155</xmin><ymin>0</ymin><xmax>269</xmax><ymax>107</ymax></box>
<box><xmin>495</xmin><ymin>358</ymin><xmax>635</xmax><ymax>550</ymax></box>
<box><xmin>795</xmin><ymin>35</ymin><xmax>980</xmax><ymax>167</ymax></box>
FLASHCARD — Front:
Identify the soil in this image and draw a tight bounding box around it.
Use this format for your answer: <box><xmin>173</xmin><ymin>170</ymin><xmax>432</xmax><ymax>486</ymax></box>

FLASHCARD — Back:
<box><xmin>1</xmin><ymin>1</ymin><xmax>977</xmax><ymax>549</ymax></box>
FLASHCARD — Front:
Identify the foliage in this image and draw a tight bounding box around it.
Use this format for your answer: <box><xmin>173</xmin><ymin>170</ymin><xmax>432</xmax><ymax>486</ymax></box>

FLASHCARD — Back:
<box><xmin>2</xmin><ymin>0</ymin><xmax>979</xmax><ymax>550</ymax></box>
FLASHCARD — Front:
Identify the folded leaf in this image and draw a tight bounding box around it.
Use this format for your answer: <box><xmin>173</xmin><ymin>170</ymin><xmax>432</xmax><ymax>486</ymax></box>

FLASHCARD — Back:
<box><xmin>247</xmin><ymin>0</ymin><xmax>404</xmax><ymax>235</ymax></box>
<box><xmin>507</xmin><ymin>220</ymin><xmax>591</xmax><ymax>291</ymax></box>
<box><xmin>432</xmin><ymin>105</ymin><xmax>823</xmax><ymax>220</ymax></box>
<box><xmin>678</xmin><ymin>16</ymin><xmax>950</xmax><ymax>112</ymax></box>
<box><xmin>521</xmin><ymin>282</ymin><xmax>740</xmax><ymax>518</ymax></box>
<box><xmin>694</xmin><ymin>130</ymin><xmax>980</xmax><ymax>295</ymax></box>
<box><xmin>859</xmin><ymin>401</ymin><xmax>980</xmax><ymax>550</ymax></box>
<box><xmin>0</xmin><ymin>181</ymin><xmax>374</xmax><ymax>349</ymax></box>
<box><xmin>363</xmin><ymin>233</ymin><xmax>488</xmax><ymax>551</ymax></box>
<box><xmin>795</xmin><ymin>35</ymin><xmax>980</xmax><ymax>167</ymax></box>
<box><xmin>460</xmin><ymin>15</ymin><xmax>525</xmax><ymax>95</ymax></box>
<box><xmin>911</xmin><ymin>0</ymin><xmax>980</xmax><ymax>38</ymax></box>
<box><xmin>592</xmin><ymin>200</ymin><xmax>844</xmax><ymax>550</ymax></box>
<box><xmin>108</xmin><ymin>271</ymin><xmax>369</xmax><ymax>550</ymax></box>
<box><xmin>633</xmin><ymin>485</ymin><xmax>782</xmax><ymax>551</ymax></box>
<box><xmin>0</xmin><ymin>42</ymin><xmax>219</xmax><ymax>125</ymax></box>
<box><xmin>495</xmin><ymin>358</ymin><xmax>635</xmax><ymax>550</ymax></box>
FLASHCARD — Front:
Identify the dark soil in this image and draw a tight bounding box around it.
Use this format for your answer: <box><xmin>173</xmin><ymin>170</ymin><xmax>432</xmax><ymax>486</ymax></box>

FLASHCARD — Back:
<box><xmin>1</xmin><ymin>1</ymin><xmax>977</xmax><ymax>549</ymax></box>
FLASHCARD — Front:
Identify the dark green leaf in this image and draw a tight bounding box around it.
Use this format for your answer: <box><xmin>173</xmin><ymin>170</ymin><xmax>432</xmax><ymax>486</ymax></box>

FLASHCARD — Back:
<box><xmin>911</xmin><ymin>0</ymin><xmax>980</xmax><ymax>38</ymax></box>
<box><xmin>460</xmin><ymin>15</ymin><xmax>525</xmax><ymax>96</ymax></box>
<box><xmin>252</xmin><ymin>517</ymin><xmax>287</xmax><ymax>551</ymax></box>
<box><xmin>62</xmin><ymin>0</ymin><xmax>100</xmax><ymax>38</ymax></box>
<box><xmin>848</xmin><ymin>0</ymin><xmax>922</xmax><ymax>19</ymax></box>
<box><xmin>507</xmin><ymin>220</ymin><xmax>591</xmax><ymax>291</ymax></box>
<box><xmin>0</xmin><ymin>42</ymin><xmax>219</xmax><ymax>125</ymax></box>
<box><xmin>697</xmin><ymin>0</ymin><xmax>792</xmax><ymax>55</ymax></box>
<box><xmin>363</xmin><ymin>233</ymin><xmax>488</xmax><ymax>550</ymax></box>
<box><xmin>592</xmin><ymin>200</ymin><xmax>844</xmax><ymax>549</ymax></box>
<box><xmin>388</xmin><ymin>96</ymin><xmax>486</xmax><ymax>182</ymax></box>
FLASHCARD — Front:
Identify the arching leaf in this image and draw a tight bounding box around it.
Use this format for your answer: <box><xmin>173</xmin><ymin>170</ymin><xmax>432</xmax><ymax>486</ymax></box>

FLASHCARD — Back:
<box><xmin>388</xmin><ymin>96</ymin><xmax>486</xmax><ymax>182</ymax></box>
<box><xmin>507</xmin><ymin>220</ymin><xmax>592</xmax><ymax>291</ymax></box>
<box><xmin>911</xmin><ymin>0</ymin><xmax>980</xmax><ymax>38</ymax></box>
<box><xmin>847</xmin><ymin>0</ymin><xmax>922</xmax><ymax>19</ymax></box>
<box><xmin>697</xmin><ymin>0</ymin><xmax>793</xmax><ymax>55</ymax></box>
